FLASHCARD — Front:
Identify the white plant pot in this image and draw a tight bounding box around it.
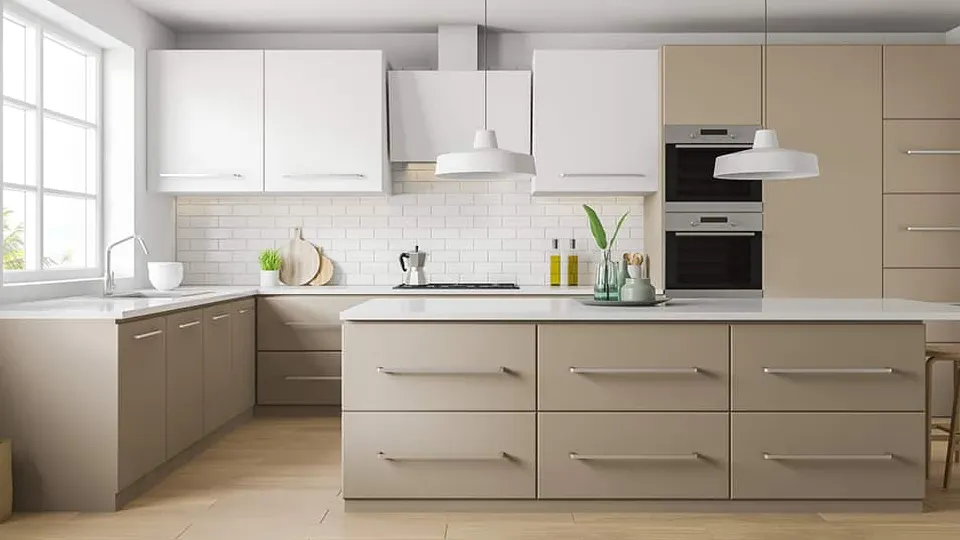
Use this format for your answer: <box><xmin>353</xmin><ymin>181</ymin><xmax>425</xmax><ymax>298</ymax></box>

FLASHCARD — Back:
<box><xmin>260</xmin><ymin>270</ymin><xmax>281</xmax><ymax>288</ymax></box>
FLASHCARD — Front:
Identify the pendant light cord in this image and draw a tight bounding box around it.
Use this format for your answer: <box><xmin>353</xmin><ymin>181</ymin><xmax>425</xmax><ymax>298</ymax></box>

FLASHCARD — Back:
<box><xmin>761</xmin><ymin>0</ymin><xmax>767</xmax><ymax>130</ymax></box>
<box><xmin>482</xmin><ymin>0</ymin><xmax>488</xmax><ymax>130</ymax></box>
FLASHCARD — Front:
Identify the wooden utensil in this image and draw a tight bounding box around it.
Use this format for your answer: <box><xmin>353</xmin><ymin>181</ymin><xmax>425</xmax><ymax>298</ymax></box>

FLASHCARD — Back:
<box><xmin>310</xmin><ymin>253</ymin><xmax>335</xmax><ymax>286</ymax></box>
<box><xmin>279</xmin><ymin>227</ymin><xmax>321</xmax><ymax>286</ymax></box>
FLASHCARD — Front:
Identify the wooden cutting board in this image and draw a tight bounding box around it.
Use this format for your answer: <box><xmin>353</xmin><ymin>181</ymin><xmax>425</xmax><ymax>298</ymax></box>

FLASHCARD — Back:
<box><xmin>310</xmin><ymin>253</ymin><xmax>335</xmax><ymax>286</ymax></box>
<box><xmin>279</xmin><ymin>228</ymin><xmax>321</xmax><ymax>286</ymax></box>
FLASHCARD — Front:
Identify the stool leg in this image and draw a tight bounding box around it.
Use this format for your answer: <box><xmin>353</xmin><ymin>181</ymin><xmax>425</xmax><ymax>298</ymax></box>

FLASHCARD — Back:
<box><xmin>944</xmin><ymin>363</ymin><xmax>960</xmax><ymax>490</ymax></box>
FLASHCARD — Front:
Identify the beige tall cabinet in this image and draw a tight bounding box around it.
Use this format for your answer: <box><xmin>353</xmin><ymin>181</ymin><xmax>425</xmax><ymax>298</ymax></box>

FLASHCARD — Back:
<box><xmin>661</xmin><ymin>45</ymin><xmax>762</xmax><ymax>126</ymax></box>
<box><xmin>763</xmin><ymin>46</ymin><xmax>883</xmax><ymax>297</ymax></box>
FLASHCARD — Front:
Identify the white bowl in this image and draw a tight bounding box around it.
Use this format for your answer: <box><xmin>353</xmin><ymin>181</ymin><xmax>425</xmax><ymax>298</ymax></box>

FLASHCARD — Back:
<box><xmin>148</xmin><ymin>262</ymin><xmax>184</xmax><ymax>291</ymax></box>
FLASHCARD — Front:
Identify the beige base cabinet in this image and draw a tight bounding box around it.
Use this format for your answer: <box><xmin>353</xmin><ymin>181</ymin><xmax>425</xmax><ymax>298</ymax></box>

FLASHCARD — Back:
<box><xmin>0</xmin><ymin>439</ymin><xmax>10</xmax><ymax>522</ymax></box>
<box><xmin>231</xmin><ymin>300</ymin><xmax>257</xmax><ymax>417</ymax></box>
<box><xmin>165</xmin><ymin>309</ymin><xmax>204</xmax><ymax>459</ymax></box>
<box><xmin>203</xmin><ymin>305</ymin><xmax>234</xmax><ymax>434</ymax></box>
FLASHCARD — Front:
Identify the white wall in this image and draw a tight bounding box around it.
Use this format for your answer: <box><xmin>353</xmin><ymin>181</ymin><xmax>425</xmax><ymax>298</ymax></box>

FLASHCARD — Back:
<box><xmin>947</xmin><ymin>26</ymin><xmax>960</xmax><ymax>43</ymax></box>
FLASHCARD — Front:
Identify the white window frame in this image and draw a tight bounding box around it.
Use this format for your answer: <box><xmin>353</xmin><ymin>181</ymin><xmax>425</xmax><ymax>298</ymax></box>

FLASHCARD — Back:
<box><xmin>2</xmin><ymin>4</ymin><xmax>103</xmax><ymax>284</ymax></box>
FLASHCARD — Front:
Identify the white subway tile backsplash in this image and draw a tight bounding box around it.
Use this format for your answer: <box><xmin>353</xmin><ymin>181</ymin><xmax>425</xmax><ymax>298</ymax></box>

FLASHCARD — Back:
<box><xmin>176</xmin><ymin>165</ymin><xmax>645</xmax><ymax>286</ymax></box>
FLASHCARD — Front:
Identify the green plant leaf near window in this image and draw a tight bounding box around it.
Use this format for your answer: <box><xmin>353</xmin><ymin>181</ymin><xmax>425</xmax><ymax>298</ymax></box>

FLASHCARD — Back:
<box><xmin>3</xmin><ymin>208</ymin><xmax>26</xmax><ymax>271</ymax></box>
<box><xmin>583</xmin><ymin>204</ymin><xmax>629</xmax><ymax>251</ymax></box>
<box><xmin>259</xmin><ymin>248</ymin><xmax>283</xmax><ymax>271</ymax></box>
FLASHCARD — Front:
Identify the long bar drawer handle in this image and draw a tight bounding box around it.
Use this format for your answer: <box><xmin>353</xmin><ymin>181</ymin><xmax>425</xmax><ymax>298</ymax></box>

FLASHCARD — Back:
<box><xmin>238</xmin><ymin>309</ymin><xmax>252</xmax><ymax>314</ymax></box>
<box><xmin>905</xmin><ymin>226</ymin><xmax>960</xmax><ymax>232</ymax></box>
<box><xmin>284</xmin><ymin>322</ymin><xmax>340</xmax><ymax>329</ymax></box>
<box><xmin>211</xmin><ymin>313</ymin><xmax>231</xmax><ymax>321</ymax></box>
<box><xmin>284</xmin><ymin>375</ymin><xmax>341</xmax><ymax>381</ymax></box>
<box><xmin>905</xmin><ymin>150</ymin><xmax>960</xmax><ymax>155</ymax></box>
<box><xmin>133</xmin><ymin>329</ymin><xmax>163</xmax><ymax>340</ymax></box>
<box><xmin>560</xmin><ymin>173</ymin><xmax>647</xmax><ymax>178</ymax></box>
<box><xmin>378</xmin><ymin>452</ymin><xmax>507</xmax><ymax>462</ymax></box>
<box><xmin>763</xmin><ymin>453</ymin><xmax>894</xmax><ymax>461</ymax></box>
<box><xmin>159</xmin><ymin>173</ymin><xmax>243</xmax><ymax>178</ymax></box>
<box><xmin>178</xmin><ymin>320</ymin><xmax>201</xmax><ymax>329</ymax></box>
<box><xmin>377</xmin><ymin>366</ymin><xmax>508</xmax><ymax>375</ymax></box>
<box><xmin>570</xmin><ymin>367</ymin><xmax>700</xmax><ymax>375</ymax></box>
<box><xmin>763</xmin><ymin>367</ymin><xmax>895</xmax><ymax>375</ymax></box>
<box><xmin>570</xmin><ymin>452</ymin><xmax>701</xmax><ymax>461</ymax></box>
<box><xmin>281</xmin><ymin>173</ymin><xmax>366</xmax><ymax>179</ymax></box>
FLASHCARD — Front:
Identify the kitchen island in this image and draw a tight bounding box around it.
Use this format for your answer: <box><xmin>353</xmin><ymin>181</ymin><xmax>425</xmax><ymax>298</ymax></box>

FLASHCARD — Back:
<box><xmin>340</xmin><ymin>297</ymin><xmax>960</xmax><ymax>512</ymax></box>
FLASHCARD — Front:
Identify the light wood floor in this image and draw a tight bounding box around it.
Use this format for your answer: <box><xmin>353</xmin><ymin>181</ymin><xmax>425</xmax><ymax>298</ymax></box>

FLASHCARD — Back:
<box><xmin>2</xmin><ymin>416</ymin><xmax>960</xmax><ymax>539</ymax></box>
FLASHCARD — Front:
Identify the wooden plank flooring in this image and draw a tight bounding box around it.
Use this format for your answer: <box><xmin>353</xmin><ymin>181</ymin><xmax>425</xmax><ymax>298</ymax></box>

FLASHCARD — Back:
<box><xmin>1</xmin><ymin>416</ymin><xmax>960</xmax><ymax>539</ymax></box>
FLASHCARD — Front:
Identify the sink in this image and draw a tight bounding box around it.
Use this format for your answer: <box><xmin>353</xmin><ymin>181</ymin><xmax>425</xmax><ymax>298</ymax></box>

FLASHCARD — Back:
<box><xmin>108</xmin><ymin>290</ymin><xmax>211</xmax><ymax>299</ymax></box>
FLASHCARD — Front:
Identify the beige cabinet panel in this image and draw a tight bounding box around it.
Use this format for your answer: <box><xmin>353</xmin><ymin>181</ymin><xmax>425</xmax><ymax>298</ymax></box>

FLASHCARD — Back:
<box><xmin>537</xmin><ymin>324</ymin><xmax>728</xmax><ymax>411</ymax></box>
<box><xmin>231</xmin><ymin>300</ymin><xmax>256</xmax><ymax>416</ymax></box>
<box><xmin>258</xmin><ymin>296</ymin><xmax>374</xmax><ymax>351</ymax></box>
<box><xmin>662</xmin><ymin>45</ymin><xmax>761</xmax><ymax>125</ymax></box>
<box><xmin>343</xmin><ymin>323</ymin><xmax>535</xmax><ymax>411</ymax></box>
<box><xmin>258</xmin><ymin>352</ymin><xmax>341</xmax><ymax>405</ymax></box>
<box><xmin>764</xmin><ymin>46</ymin><xmax>882</xmax><ymax>297</ymax></box>
<box><xmin>203</xmin><ymin>305</ymin><xmax>233</xmax><ymax>434</ymax></box>
<box><xmin>731</xmin><ymin>413</ymin><xmax>925</xmax><ymax>500</ymax></box>
<box><xmin>884</xmin><ymin>269</ymin><xmax>960</xmax><ymax>343</ymax></box>
<box><xmin>165</xmin><ymin>309</ymin><xmax>204</xmax><ymax>459</ymax></box>
<box><xmin>538</xmin><ymin>413</ymin><xmax>728</xmax><ymax>499</ymax></box>
<box><xmin>884</xmin><ymin>194</ymin><xmax>960</xmax><ymax>268</ymax></box>
<box><xmin>342</xmin><ymin>412</ymin><xmax>535</xmax><ymax>499</ymax></box>
<box><xmin>884</xmin><ymin>120</ymin><xmax>960</xmax><ymax>193</ymax></box>
<box><xmin>118</xmin><ymin>316</ymin><xmax>167</xmax><ymax>489</ymax></box>
<box><xmin>731</xmin><ymin>324</ymin><xmax>925</xmax><ymax>412</ymax></box>
<box><xmin>884</xmin><ymin>45</ymin><xmax>960</xmax><ymax>119</ymax></box>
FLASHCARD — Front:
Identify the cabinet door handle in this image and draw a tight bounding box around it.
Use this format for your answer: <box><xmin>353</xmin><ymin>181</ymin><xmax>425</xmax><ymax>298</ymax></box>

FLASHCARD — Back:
<box><xmin>560</xmin><ymin>173</ymin><xmax>647</xmax><ymax>178</ymax></box>
<box><xmin>905</xmin><ymin>226</ymin><xmax>960</xmax><ymax>232</ymax></box>
<box><xmin>178</xmin><ymin>320</ymin><xmax>201</xmax><ymax>329</ymax></box>
<box><xmin>211</xmin><ymin>313</ymin><xmax>231</xmax><ymax>321</ymax></box>
<box><xmin>238</xmin><ymin>309</ymin><xmax>252</xmax><ymax>315</ymax></box>
<box><xmin>281</xmin><ymin>173</ymin><xmax>365</xmax><ymax>179</ymax></box>
<box><xmin>284</xmin><ymin>322</ymin><xmax>340</xmax><ymax>330</ymax></box>
<box><xmin>378</xmin><ymin>451</ymin><xmax>507</xmax><ymax>462</ymax></box>
<box><xmin>376</xmin><ymin>366</ymin><xmax>508</xmax><ymax>375</ymax></box>
<box><xmin>905</xmin><ymin>150</ymin><xmax>960</xmax><ymax>155</ymax></box>
<box><xmin>570</xmin><ymin>367</ymin><xmax>701</xmax><ymax>374</ymax></box>
<box><xmin>159</xmin><ymin>173</ymin><xmax>243</xmax><ymax>179</ymax></box>
<box><xmin>763</xmin><ymin>367</ymin><xmax>895</xmax><ymax>375</ymax></box>
<box><xmin>133</xmin><ymin>329</ymin><xmax>163</xmax><ymax>340</ymax></box>
<box><xmin>569</xmin><ymin>452</ymin><xmax>702</xmax><ymax>461</ymax></box>
<box><xmin>284</xmin><ymin>375</ymin><xmax>341</xmax><ymax>381</ymax></box>
<box><xmin>763</xmin><ymin>453</ymin><xmax>894</xmax><ymax>461</ymax></box>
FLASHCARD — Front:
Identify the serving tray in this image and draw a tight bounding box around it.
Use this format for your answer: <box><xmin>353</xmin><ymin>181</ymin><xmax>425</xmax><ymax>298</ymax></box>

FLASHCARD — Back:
<box><xmin>578</xmin><ymin>296</ymin><xmax>672</xmax><ymax>307</ymax></box>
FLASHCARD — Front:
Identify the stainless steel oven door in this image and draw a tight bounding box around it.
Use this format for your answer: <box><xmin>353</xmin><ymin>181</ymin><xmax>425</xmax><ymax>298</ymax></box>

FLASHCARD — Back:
<box><xmin>665</xmin><ymin>213</ymin><xmax>763</xmax><ymax>297</ymax></box>
<box><xmin>664</xmin><ymin>125</ymin><xmax>761</xmax><ymax>212</ymax></box>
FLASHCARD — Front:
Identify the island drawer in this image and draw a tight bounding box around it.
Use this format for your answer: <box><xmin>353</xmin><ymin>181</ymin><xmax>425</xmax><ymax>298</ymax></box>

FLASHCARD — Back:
<box><xmin>538</xmin><ymin>413</ymin><xmax>729</xmax><ymax>499</ymax></box>
<box><xmin>257</xmin><ymin>296</ymin><xmax>374</xmax><ymax>351</ymax></box>
<box><xmin>884</xmin><ymin>269</ymin><xmax>960</xmax><ymax>342</ymax></box>
<box><xmin>731</xmin><ymin>324</ymin><xmax>925</xmax><ymax>411</ymax></box>
<box><xmin>257</xmin><ymin>352</ymin><xmax>341</xmax><ymax>405</ymax></box>
<box><xmin>731</xmin><ymin>412</ymin><xmax>925</xmax><ymax>500</ymax></box>
<box><xmin>538</xmin><ymin>324</ymin><xmax>728</xmax><ymax>411</ymax></box>
<box><xmin>342</xmin><ymin>323</ymin><xmax>536</xmax><ymax>411</ymax></box>
<box><xmin>342</xmin><ymin>412</ymin><xmax>536</xmax><ymax>499</ymax></box>
<box><xmin>884</xmin><ymin>194</ymin><xmax>960</xmax><ymax>268</ymax></box>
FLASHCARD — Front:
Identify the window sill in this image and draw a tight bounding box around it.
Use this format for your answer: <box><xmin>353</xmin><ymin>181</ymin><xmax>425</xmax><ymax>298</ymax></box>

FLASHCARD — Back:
<box><xmin>0</xmin><ymin>275</ymin><xmax>133</xmax><ymax>303</ymax></box>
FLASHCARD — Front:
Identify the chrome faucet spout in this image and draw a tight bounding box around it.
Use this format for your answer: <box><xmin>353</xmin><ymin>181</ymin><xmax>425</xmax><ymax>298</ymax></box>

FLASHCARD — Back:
<box><xmin>103</xmin><ymin>235</ymin><xmax>149</xmax><ymax>296</ymax></box>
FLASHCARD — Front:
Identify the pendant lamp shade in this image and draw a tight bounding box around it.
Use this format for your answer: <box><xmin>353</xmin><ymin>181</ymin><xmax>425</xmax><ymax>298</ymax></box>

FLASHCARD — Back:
<box><xmin>713</xmin><ymin>129</ymin><xmax>819</xmax><ymax>181</ymax></box>
<box><xmin>435</xmin><ymin>129</ymin><xmax>537</xmax><ymax>180</ymax></box>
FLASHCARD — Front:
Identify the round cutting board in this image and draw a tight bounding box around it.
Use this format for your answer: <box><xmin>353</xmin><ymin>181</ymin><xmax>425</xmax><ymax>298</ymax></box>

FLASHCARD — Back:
<box><xmin>279</xmin><ymin>228</ymin><xmax>321</xmax><ymax>286</ymax></box>
<box><xmin>311</xmin><ymin>254</ymin><xmax>335</xmax><ymax>286</ymax></box>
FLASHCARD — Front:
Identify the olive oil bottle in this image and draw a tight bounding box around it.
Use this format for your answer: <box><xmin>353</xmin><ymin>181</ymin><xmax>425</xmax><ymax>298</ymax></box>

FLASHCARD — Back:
<box><xmin>566</xmin><ymin>239</ymin><xmax>579</xmax><ymax>286</ymax></box>
<box><xmin>549</xmin><ymin>239</ymin><xmax>562</xmax><ymax>286</ymax></box>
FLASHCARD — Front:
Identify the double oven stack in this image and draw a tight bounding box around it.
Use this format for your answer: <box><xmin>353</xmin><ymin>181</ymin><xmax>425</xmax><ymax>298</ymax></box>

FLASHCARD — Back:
<box><xmin>664</xmin><ymin>125</ymin><xmax>763</xmax><ymax>298</ymax></box>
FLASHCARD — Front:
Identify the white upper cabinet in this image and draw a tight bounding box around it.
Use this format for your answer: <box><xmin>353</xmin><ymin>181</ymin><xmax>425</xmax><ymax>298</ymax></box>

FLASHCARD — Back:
<box><xmin>388</xmin><ymin>71</ymin><xmax>531</xmax><ymax>162</ymax></box>
<box><xmin>264</xmin><ymin>50</ymin><xmax>389</xmax><ymax>194</ymax></box>
<box><xmin>148</xmin><ymin>50</ymin><xmax>264</xmax><ymax>193</ymax></box>
<box><xmin>532</xmin><ymin>50</ymin><xmax>660</xmax><ymax>196</ymax></box>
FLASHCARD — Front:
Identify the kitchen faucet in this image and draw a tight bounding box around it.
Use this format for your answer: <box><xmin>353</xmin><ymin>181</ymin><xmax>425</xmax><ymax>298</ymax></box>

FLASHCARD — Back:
<box><xmin>103</xmin><ymin>235</ymin><xmax>149</xmax><ymax>296</ymax></box>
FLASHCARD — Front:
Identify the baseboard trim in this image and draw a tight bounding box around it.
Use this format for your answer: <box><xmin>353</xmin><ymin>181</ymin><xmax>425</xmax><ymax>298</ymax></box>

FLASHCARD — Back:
<box><xmin>254</xmin><ymin>405</ymin><xmax>341</xmax><ymax>417</ymax></box>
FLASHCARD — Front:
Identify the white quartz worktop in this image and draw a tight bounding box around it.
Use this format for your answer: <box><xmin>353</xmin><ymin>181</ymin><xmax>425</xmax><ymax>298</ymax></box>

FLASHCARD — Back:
<box><xmin>0</xmin><ymin>285</ymin><xmax>593</xmax><ymax>320</ymax></box>
<box><xmin>340</xmin><ymin>297</ymin><xmax>960</xmax><ymax>322</ymax></box>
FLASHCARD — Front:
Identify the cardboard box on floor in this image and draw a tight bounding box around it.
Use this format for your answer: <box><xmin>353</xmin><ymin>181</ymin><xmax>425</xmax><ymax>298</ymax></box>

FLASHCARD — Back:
<box><xmin>0</xmin><ymin>439</ymin><xmax>10</xmax><ymax>522</ymax></box>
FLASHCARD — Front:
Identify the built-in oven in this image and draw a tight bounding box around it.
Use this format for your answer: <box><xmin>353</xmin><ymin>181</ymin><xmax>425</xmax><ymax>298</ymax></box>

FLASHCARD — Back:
<box><xmin>664</xmin><ymin>125</ymin><xmax>762</xmax><ymax>212</ymax></box>
<box><xmin>664</xmin><ymin>212</ymin><xmax>763</xmax><ymax>298</ymax></box>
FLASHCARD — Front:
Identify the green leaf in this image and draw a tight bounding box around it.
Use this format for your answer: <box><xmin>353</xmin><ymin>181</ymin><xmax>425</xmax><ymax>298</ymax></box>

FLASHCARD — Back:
<box><xmin>583</xmin><ymin>204</ymin><xmax>607</xmax><ymax>249</ymax></box>
<box><xmin>608</xmin><ymin>211</ymin><xmax>630</xmax><ymax>248</ymax></box>
<box><xmin>259</xmin><ymin>248</ymin><xmax>283</xmax><ymax>271</ymax></box>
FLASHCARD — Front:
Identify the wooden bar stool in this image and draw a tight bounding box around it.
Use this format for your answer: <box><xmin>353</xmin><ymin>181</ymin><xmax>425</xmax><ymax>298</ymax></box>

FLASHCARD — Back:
<box><xmin>926</xmin><ymin>349</ymin><xmax>960</xmax><ymax>489</ymax></box>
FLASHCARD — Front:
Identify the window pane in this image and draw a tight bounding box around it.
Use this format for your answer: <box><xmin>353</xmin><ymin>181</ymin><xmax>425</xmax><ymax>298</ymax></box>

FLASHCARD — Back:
<box><xmin>3</xmin><ymin>16</ymin><xmax>37</xmax><ymax>103</ymax></box>
<box><xmin>3</xmin><ymin>189</ymin><xmax>38</xmax><ymax>271</ymax></box>
<box><xmin>43</xmin><ymin>116</ymin><xmax>94</xmax><ymax>194</ymax></box>
<box><xmin>3</xmin><ymin>105</ymin><xmax>37</xmax><ymax>186</ymax></box>
<box><xmin>43</xmin><ymin>36</ymin><xmax>91</xmax><ymax>121</ymax></box>
<box><xmin>42</xmin><ymin>193</ymin><xmax>95</xmax><ymax>269</ymax></box>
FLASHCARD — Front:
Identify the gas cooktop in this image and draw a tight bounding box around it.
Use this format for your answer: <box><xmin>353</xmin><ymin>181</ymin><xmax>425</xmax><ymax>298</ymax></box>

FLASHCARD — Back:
<box><xmin>393</xmin><ymin>283</ymin><xmax>520</xmax><ymax>290</ymax></box>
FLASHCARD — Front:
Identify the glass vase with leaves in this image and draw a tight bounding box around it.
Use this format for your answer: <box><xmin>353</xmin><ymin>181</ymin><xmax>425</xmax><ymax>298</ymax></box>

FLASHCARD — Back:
<box><xmin>583</xmin><ymin>205</ymin><xmax>629</xmax><ymax>301</ymax></box>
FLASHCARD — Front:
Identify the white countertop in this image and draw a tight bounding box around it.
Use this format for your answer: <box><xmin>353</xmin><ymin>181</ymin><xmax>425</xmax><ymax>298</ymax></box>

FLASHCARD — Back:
<box><xmin>0</xmin><ymin>285</ymin><xmax>592</xmax><ymax>320</ymax></box>
<box><xmin>340</xmin><ymin>297</ymin><xmax>960</xmax><ymax>322</ymax></box>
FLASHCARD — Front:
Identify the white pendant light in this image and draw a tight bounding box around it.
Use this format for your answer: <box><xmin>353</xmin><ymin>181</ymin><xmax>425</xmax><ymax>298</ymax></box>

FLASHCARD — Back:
<box><xmin>713</xmin><ymin>0</ymin><xmax>820</xmax><ymax>181</ymax></box>
<box><xmin>435</xmin><ymin>0</ymin><xmax>537</xmax><ymax>180</ymax></box>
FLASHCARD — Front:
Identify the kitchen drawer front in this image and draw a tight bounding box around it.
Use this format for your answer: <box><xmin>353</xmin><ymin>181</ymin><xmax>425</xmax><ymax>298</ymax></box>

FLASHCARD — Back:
<box><xmin>885</xmin><ymin>121</ymin><xmax>960</xmax><ymax>194</ymax></box>
<box><xmin>257</xmin><ymin>296</ymin><xmax>374</xmax><ymax>351</ymax></box>
<box><xmin>884</xmin><ymin>46</ymin><xmax>960</xmax><ymax>119</ymax></box>
<box><xmin>731</xmin><ymin>413</ymin><xmax>925</xmax><ymax>500</ymax></box>
<box><xmin>884</xmin><ymin>269</ymin><xmax>960</xmax><ymax>343</ymax></box>
<box><xmin>538</xmin><ymin>324</ymin><xmax>728</xmax><ymax>411</ymax></box>
<box><xmin>257</xmin><ymin>352</ymin><xmax>341</xmax><ymax>405</ymax></box>
<box><xmin>731</xmin><ymin>324</ymin><xmax>925</xmax><ymax>411</ymax></box>
<box><xmin>538</xmin><ymin>413</ymin><xmax>728</xmax><ymax>499</ymax></box>
<box><xmin>342</xmin><ymin>412</ymin><xmax>535</xmax><ymax>499</ymax></box>
<box><xmin>342</xmin><ymin>323</ymin><xmax>535</xmax><ymax>411</ymax></box>
<box><xmin>884</xmin><ymin>194</ymin><xmax>960</xmax><ymax>268</ymax></box>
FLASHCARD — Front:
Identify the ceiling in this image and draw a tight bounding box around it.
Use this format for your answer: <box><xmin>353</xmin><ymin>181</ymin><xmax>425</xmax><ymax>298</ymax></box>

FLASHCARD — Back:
<box><xmin>128</xmin><ymin>0</ymin><xmax>960</xmax><ymax>34</ymax></box>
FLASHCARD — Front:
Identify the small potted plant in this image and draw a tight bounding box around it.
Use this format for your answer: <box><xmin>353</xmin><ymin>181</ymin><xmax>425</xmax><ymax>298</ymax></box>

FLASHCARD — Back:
<box><xmin>259</xmin><ymin>248</ymin><xmax>283</xmax><ymax>287</ymax></box>
<box><xmin>583</xmin><ymin>204</ymin><xmax>629</xmax><ymax>301</ymax></box>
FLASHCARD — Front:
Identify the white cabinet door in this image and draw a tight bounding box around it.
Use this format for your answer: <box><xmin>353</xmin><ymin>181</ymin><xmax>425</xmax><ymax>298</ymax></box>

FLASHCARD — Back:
<box><xmin>532</xmin><ymin>50</ymin><xmax>659</xmax><ymax>196</ymax></box>
<box><xmin>148</xmin><ymin>50</ymin><xmax>264</xmax><ymax>193</ymax></box>
<box><xmin>265</xmin><ymin>50</ymin><xmax>389</xmax><ymax>194</ymax></box>
<box><xmin>388</xmin><ymin>71</ymin><xmax>530</xmax><ymax>162</ymax></box>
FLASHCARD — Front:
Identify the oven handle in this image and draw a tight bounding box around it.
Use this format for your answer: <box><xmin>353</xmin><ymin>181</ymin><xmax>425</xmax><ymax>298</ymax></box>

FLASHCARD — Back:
<box><xmin>673</xmin><ymin>144</ymin><xmax>754</xmax><ymax>149</ymax></box>
<box><xmin>672</xmin><ymin>232</ymin><xmax>759</xmax><ymax>237</ymax></box>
